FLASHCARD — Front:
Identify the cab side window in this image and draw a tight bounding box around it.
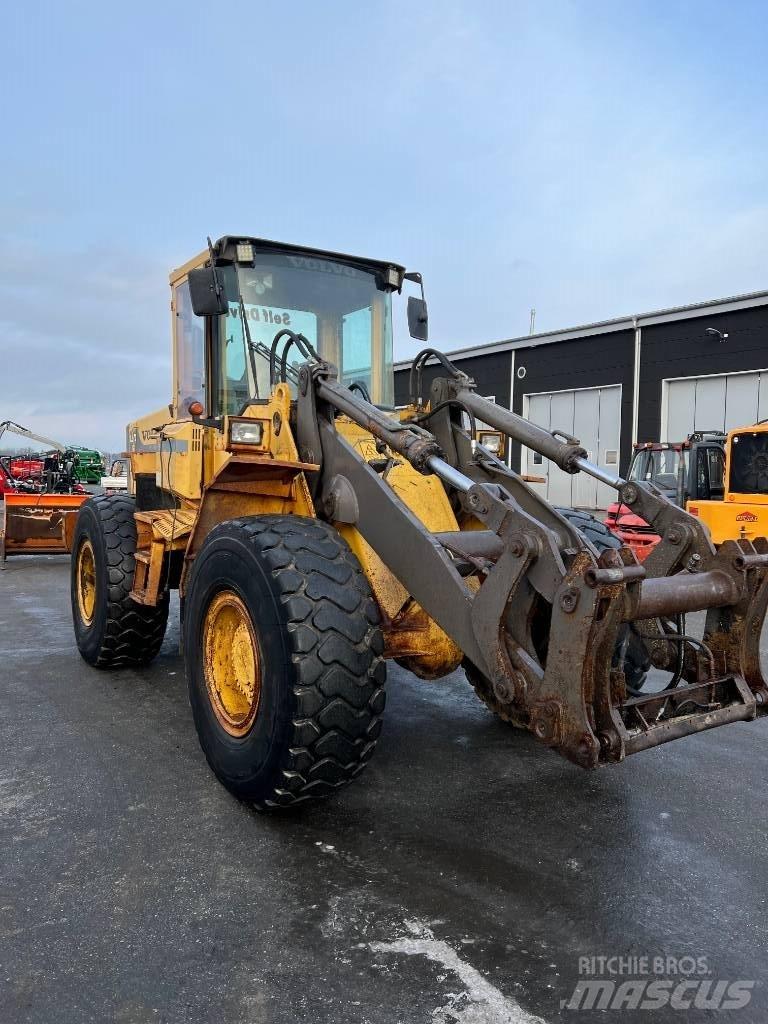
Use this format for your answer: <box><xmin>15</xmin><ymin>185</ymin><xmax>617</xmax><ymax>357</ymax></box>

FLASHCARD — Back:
<box><xmin>708</xmin><ymin>447</ymin><xmax>725</xmax><ymax>499</ymax></box>
<box><xmin>695</xmin><ymin>446</ymin><xmax>725</xmax><ymax>500</ymax></box>
<box><xmin>341</xmin><ymin>306</ymin><xmax>373</xmax><ymax>390</ymax></box>
<box><xmin>175</xmin><ymin>280</ymin><xmax>206</xmax><ymax>416</ymax></box>
<box><xmin>696</xmin><ymin>449</ymin><xmax>709</xmax><ymax>496</ymax></box>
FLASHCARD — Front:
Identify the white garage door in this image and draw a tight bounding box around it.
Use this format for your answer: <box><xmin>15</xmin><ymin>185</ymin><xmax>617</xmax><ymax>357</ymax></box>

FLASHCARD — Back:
<box><xmin>663</xmin><ymin>370</ymin><xmax>768</xmax><ymax>440</ymax></box>
<box><xmin>524</xmin><ymin>385</ymin><xmax>621</xmax><ymax>510</ymax></box>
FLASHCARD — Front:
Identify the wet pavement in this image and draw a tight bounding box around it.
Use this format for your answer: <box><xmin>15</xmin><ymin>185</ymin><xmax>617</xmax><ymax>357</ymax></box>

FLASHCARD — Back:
<box><xmin>1</xmin><ymin>556</ymin><xmax>767</xmax><ymax>1023</ymax></box>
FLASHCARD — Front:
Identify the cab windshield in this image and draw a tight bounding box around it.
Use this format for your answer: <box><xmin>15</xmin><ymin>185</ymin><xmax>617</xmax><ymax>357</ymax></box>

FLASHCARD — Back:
<box><xmin>215</xmin><ymin>253</ymin><xmax>394</xmax><ymax>414</ymax></box>
<box><xmin>629</xmin><ymin>448</ymin><xmax>687</xmax><ymax>493</ymax></box>
<box><xmin>730</xmin><ymin>431</ymin><xmax>768</xmax><ymax>494</ymax></box>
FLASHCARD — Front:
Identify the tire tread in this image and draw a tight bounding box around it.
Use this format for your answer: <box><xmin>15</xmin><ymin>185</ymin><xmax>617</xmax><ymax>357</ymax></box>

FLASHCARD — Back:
<box><xmin>73</xmin><ymin>494</ymin><xmax>168</xmax><ymax>668</ymax></box>
<box><xmin>196</xmin><ymin>515</ymin><xmax>385</xmax><ymax>808</ymax></box>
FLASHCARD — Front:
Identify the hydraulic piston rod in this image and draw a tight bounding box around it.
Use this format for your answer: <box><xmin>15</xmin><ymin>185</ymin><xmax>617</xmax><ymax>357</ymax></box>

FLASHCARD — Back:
<box><xmin>319</xmin><ymin>372</ymin><xmax>624</xmax><ymax>498</ymax></box>
<box><xmin>317</xmin><ymin>375</ymin><xmax>475</xmax><ymax>490</ymax></box>
<box><xmin>572</xmin><ymin>456</ymin><xmax>626</xmax><ymax>490</ymax></box>
<box><xmin>425</xmin><ymin>456</ymin><xmax>473</xmax><ymax>493</ymax></box>
<box><xmin>447</xmin><ymin>387</ymin><xmax>588</xmax><ymax>474</ymax></box>
<box><xmin>451</xmin><ymin>386</ymin><xmax>627</xmax><ymax>491</ymax></box>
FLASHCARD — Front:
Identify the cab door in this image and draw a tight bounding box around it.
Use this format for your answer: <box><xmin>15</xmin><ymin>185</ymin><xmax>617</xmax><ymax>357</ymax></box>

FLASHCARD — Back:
<box><xmin>173</xmin><ymin>278</ymin><xmax>206</xmax><ymax>418</ymax></box>
<box><xmin>165</xmin><ymin>278</ymin><xmax>206</xmax><ymax>500</ymax></box>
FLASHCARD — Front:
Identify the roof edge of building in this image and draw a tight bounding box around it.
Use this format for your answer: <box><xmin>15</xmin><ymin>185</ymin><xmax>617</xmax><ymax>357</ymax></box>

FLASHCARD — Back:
<box><xmin>393</xmin><ymin>286</ymin><xmax>768</xmax><ymax>370</ymax></box>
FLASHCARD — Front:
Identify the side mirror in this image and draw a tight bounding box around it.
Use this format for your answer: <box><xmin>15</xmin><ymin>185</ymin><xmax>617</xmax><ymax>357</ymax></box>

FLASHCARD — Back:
<box><xmin>407</xmin><ymin>296</ymin><xmax>428</xmax><ymax>341</ymax></box>
<box><xmin>188</xmin><ymin>266</ymin><xmax>229</xmax><ymax>317</ymax></box>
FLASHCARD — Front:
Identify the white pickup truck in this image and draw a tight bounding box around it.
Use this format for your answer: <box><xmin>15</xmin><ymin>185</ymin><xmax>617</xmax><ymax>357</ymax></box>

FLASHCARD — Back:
<box><xmin>100</xmin><ymin>459</ymin><xmax>128</xmax><ymax>494</ymax></box>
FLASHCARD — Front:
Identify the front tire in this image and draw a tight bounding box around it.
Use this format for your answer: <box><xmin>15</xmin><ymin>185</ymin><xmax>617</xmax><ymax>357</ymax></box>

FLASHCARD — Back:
<box><xmin>71</xmin><ymin>494</ymin><xmax>169</xmax><ymax>668</ymax></box>
<box><xmin>184</xmin><ymin>515</ymin><xmax>386</xmax><ymax>809</ymax></box>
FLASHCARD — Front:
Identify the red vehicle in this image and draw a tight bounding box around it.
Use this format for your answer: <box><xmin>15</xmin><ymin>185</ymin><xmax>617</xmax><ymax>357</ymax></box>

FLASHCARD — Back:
<box><xmin>0</xmin><ymin>460</ymin><xmax>15</xmax><ymax>498</ymax></box>
<box><xmin>604</xmin><ymin>432</ymin><xmax>726</xmax><ymax>560</ymax></box>
<box><xmin>9</xmin><ymin>455</ymin><xmax>44</xmax><ymax>480</ymax></box>
<box><xmin>0</xmin><ymin>455</ymin><xmax>83</xmax><ymax>501</ymax></box>
<box><xmin>0</xmin><ymin>460</ymin><xmax>39</xmax><ymax>497</ymax></box>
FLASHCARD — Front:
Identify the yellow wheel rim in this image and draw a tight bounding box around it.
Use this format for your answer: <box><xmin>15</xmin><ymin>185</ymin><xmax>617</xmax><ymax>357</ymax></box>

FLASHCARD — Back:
<box><xmin>76</xmin><ymin>538</ymin><xmax>97</xmax><ymax>626</ymax></box>
<box><xmin>202</xmin><ymin>590</ymin><xmax>262</xmax><ymax>737</ymax></box>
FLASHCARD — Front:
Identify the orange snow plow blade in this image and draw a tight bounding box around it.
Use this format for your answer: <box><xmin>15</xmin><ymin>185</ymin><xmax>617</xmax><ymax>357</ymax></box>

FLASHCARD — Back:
<box><xmin>1</xmin><ymin>493</ymin><xmax>89</xmax><ymax>561</ymax></box>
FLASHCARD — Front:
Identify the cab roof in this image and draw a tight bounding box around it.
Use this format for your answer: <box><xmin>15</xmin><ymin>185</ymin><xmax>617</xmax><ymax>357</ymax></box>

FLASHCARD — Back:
<box><xmin>170</xmin><ymin>235</ymin><xmax>406</xmax><ymax>287</ymax></box>
<box><xmin>633</xmin><ymin>430</ymin><xmax>727</xmax><ymax>452</ymax></box>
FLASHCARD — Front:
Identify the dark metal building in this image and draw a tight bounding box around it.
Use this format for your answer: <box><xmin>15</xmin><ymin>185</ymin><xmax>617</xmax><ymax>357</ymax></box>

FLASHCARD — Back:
<box><xmin>394</xmin><ymin>289</ymin><xmax>768</xmax><ymax>509</ymax></box>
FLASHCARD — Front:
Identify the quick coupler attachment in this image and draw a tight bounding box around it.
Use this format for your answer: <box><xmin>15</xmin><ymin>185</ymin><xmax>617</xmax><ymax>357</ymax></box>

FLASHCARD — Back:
<box><xmin>511</xmin><ymin>538</ymin><xmax>768</xmax><ymax>769</ymax></box>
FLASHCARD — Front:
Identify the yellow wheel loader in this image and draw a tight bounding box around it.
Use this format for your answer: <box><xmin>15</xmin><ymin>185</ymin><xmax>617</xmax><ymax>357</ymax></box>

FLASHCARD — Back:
<box><xmin>70</xmin><ymin>236</ymin><xmax>768</xmax><ymax>808</ymax></box>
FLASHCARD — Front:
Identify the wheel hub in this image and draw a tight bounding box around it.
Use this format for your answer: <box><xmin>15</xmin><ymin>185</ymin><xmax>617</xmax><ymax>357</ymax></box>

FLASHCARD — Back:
<box><xmin>202</xmin><ymin>590</ymin><xmax>262</xmax><ymax>736</ymax></box>
<box><xmin>76</xmin><ymin>538</ymin><xmax>97</xmax><ymax>626</ymax></box>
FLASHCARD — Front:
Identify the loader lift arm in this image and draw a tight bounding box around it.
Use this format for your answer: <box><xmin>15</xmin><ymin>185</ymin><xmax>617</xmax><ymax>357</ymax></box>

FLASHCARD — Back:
<box><xmin>294</xmin><ymin>349</ymin><xmax>768</xmax><ymax>768</ymax></box>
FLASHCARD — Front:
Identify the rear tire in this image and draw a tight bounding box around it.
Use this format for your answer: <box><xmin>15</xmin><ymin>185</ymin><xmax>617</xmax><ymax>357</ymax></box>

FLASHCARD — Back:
<box><xmin>184</xmin><ymin>515</ymin><xmax>386</xmax><ymax>809</ymax></box>
<box><xmin>554</xmin><ymin>507</ymin><xmax>649</xmax><ymax>693</ymax></box>
<box><xmin>71</xmin><ymin>494</ymin><xmax>169</xmax><ymax>668</ymax></box>
<box><xmin>554</xmin><ymin>506</ymin><xmax>622</xmax><ymax>550</ymax></box>
<box><xmin>467</xmin><ymin>507</ymin><xmax>649</xmax><ymax>714</ymax></box>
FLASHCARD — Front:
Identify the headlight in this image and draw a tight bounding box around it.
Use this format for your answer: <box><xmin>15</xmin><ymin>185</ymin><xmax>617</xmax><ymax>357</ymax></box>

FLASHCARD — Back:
<box><xmin>230</xmin><ymin>420</ymin><xmax>264</xmax><ymax>445</ymax></box>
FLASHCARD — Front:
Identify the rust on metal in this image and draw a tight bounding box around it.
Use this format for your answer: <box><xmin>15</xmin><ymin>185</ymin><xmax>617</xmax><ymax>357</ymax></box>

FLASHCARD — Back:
<box><xmin>1</xmin><ymin>493</ymin><xmax>88</xmax><ymax>561</ymax></box>
<box><xmin>627</xmin><ymin>570</ymin><xmax>741</xmax><ymax>620</ymax></box>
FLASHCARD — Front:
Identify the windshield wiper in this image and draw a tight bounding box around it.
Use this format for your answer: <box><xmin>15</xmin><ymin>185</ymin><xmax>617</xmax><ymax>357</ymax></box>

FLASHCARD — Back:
<box><xmin>233</xmin><ymin>279</ymin><xmax>260</xmax><ymax>399</ymax></box>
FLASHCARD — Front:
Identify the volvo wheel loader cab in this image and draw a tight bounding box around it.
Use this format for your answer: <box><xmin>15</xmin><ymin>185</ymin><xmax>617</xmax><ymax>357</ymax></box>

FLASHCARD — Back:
<box><xmin>71</xmin><ymin>235</ymin><xmax>768</xmax><ymax>810</ymax></box>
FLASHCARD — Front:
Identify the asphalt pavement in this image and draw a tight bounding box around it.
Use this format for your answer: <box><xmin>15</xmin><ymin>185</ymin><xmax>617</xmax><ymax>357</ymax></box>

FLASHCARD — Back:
<box><xmin>1</xmin><ymin>556</ymin><xmax>767</xmax><ymax>1023</ymax></box>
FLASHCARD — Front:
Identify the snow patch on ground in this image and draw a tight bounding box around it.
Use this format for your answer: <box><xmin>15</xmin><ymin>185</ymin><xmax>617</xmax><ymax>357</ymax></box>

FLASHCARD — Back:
<box><xmin>369</xmin><ymin>920</ymin><xmax>548</xmax><ymax>1024</ymax></box>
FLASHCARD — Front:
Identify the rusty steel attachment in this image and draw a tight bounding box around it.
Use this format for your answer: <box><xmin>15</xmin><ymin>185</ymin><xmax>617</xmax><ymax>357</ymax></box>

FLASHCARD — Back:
<box><xmin>1</xmin><ymin>493</ymin><xmax>88</xmax><ymax>563</ymax></box>
<box><xmin>294</xmin><ymin>350</ymin><xmax>768</xmax><ymax>768</ymax></box>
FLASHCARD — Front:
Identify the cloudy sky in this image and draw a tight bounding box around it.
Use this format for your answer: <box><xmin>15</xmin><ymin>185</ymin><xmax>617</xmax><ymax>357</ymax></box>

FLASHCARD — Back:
<box><xmin>2</xmin><ymin>1</ymin><xmax>767</xmax><ymax>451</ymax></box>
